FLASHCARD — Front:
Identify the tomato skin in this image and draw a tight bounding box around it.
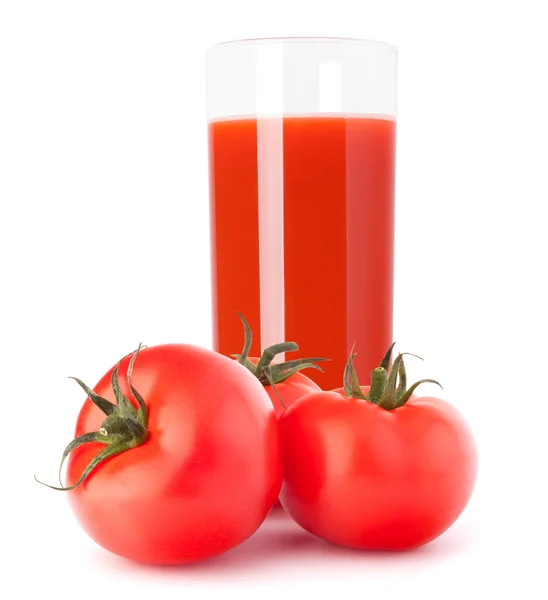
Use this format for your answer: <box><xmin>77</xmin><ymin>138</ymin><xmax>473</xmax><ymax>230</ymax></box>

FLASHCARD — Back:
<box><xmin>66</xmin><ymin>344</ymin><xmax>282</xmax><ymax>564</ymax></box>
<box><xmin>279</xmin><ymin>387</ymin><xmax>477</xmax><ymax>550</ymax></box>
<box><xmin>254</xmin><ymin>364</ymin><xmax>321</xmax><ymax>418</ymax></box>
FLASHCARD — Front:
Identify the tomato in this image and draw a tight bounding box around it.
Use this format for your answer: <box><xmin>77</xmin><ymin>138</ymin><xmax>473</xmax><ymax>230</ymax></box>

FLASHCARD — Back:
<box><xmin>278</xmin><ymin>346</ymin><xmax>477</xmax><ymax>550</ymax></box>
<box><xmin>46</xmin><ymin>343</ymin><xmax>282</xmax><ymax>564</ymax></box>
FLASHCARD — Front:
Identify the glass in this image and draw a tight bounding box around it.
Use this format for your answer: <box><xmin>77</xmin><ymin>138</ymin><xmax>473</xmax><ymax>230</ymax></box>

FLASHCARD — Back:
<box><xmin>206</xmin><ymin>37</ymin><xmax>397</xmax><ymax>389</ymax></box>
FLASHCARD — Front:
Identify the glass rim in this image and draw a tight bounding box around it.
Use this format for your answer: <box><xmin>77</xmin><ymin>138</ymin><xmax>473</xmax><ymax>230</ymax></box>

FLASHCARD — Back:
<box><xmin>206</xmin><ymin>37</ymin><xmax>397</xmax><ymax>55</ymax></box>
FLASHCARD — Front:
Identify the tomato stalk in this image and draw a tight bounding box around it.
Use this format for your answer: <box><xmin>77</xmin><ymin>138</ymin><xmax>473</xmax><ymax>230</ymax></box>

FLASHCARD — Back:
<box><xmin>343</xmin><ymin>343</ymin><xmax>442</xmax><ymax>410</ymax></box>
<box><xmin>35</xmin><ymin>345</ymin><xmax>149</xmax><ymax>491</ymax></box>
<box><xmin>231</xmin><ymin>312</ymin><xmax>329</xmax><ymax>387</ymax></box>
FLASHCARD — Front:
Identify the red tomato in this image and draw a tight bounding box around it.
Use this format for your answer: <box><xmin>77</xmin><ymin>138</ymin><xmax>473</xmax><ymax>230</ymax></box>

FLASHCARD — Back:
<box><xmin>59</xmin><ymin>344</ymin><xmax>281</xmax><ymax>564</ymax></box>
<box><xmin>279</xmin><ymin>349</ymin><xmax>477</xmax><ymax>550</ymax></box>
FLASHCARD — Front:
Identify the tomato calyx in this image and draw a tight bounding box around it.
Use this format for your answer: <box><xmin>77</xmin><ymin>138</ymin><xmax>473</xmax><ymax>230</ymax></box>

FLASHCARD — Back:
<box><xmin>231</xmin><ymin>313</ymin><xmax>329</xmax><ymax>395</ymax></box>
<box><xmin>36</xmin><ymin>345</ymin><xmax>149</xmax><ymax>491</ymax></box>
<box><xmin>343</xmin><ymin>343</ymin><xmax>443</xmax><ymax>410</ymax></box>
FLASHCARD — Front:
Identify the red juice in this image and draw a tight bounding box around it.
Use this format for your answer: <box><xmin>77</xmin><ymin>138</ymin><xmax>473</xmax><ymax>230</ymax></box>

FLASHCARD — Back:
<box><xmin>208</xmin><ymin>115</ymin><xmax>396</xmax><ymax>389</ymax></box>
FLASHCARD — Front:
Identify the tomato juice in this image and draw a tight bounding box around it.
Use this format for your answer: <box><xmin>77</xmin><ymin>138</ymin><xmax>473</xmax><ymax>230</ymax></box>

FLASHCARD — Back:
<box><xmin>208</xmin><ymin>115</ymin><xmax>396</xmax><ymax>389</ymax></box>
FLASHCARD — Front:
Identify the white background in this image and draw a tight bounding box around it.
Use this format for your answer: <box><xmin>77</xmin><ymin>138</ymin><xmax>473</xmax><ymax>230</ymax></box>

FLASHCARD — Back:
<box><xmin>1</xmin><ymin>0</ymin><xmax>547</xmax><ymax>598</ymax></box>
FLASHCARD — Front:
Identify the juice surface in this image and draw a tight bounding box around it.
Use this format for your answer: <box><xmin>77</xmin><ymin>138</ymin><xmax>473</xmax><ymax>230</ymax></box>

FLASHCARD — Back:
<box><xmin>209</xmin><ymin>115</ymin><xmax>396</xmax><ymax>389</ymax></box>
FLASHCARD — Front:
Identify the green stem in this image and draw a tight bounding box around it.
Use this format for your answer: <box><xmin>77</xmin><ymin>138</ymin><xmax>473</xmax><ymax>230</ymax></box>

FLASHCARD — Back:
<box><xmin>236</xmin><ymin>312</ymin><xmax>252</xmax><ymax>363</ymax></box>
<box><xmin>367</xmin><ymin>367</ymin><xmax>387</xmax><ymax>404</ymax></box>
<box><xmin>394</xmin><ymin>379</ymin><xmax>443</xmax><ymax>408</ymax></box>
<box><xmin>67</xmin><ymin>377</ymin><xmax>115</xmax><ymax>416</ymax></box>
<box><xmin>57</xmin><ymin>431</ymin><xmax>103</xmax><ymax>486</ymax></box>
<box><xmin>343</xmin><ymin>348</ymin><xmax>367</xmax><ymax>400</ymax></box>
<box><xmin>379</xmin><ymin>342</ymin><xmax>396</xmax><ymax>371</ymax></box>
<box><xmin>377</xmin><ymin>354</ymin><xmax>404</xmax><ymax>410</ymax></box>
<box><xmin>341</xmin><ymin>343</ymin><xmax>442</xmax><ymax>411</ymax></box>
<box><xmin>234</xmin><ymin>312</ymin><xmax>329</xmax><ymax>387</ymax></box>
<box><xmin>395</xmin><ymin>359</ymin><xmax>407</xmax><ymax>403</ymax></box>
<box><xmin>261</xmin><ymin>358</ymin><xmax>327</xmax><ymax>385</ymax></box>
<box><xmin>261</xmin><ymin>366</ymin><xmax>286</xmax><ymax>409</ymax></box>
<box><xmin>36</xmin><ymin>345</ymin><xmax>149</xmax><ymax>492</ymax></box>
<box><xmin>255</xmin><ymin>342</ymin><xmax>299</xmax><ymax>374</ymax></box>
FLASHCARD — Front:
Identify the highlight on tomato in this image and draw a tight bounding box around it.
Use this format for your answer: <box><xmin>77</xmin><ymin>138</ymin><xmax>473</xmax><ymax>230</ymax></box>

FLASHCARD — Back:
<box><xmin>37</xmin><ymin>343</ymin><xmax>282</xmax><ymax>564</ymax></box>
<box><xmin>278</xmin><ymin>344</ymin><xmax>478</xmax><ymax>550</ymax></box>
<box><xmin>231</xmin><ymin>312</ymin><xmax>328</xmax><ymax>416</ymax></box>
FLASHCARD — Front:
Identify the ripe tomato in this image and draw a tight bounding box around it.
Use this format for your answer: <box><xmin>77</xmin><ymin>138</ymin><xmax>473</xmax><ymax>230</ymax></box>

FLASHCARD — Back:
<box><xmin>49</xmin><ymin>344</ymin><xmax>282</xmax><ymax>564</ymax></box>
<box><xmin>279</xmin><ymin>347</ymin><xmax>477</xmax><ymax>550</ymax></box>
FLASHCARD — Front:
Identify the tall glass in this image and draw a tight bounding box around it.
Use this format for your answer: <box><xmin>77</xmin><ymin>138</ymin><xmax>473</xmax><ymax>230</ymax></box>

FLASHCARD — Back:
<box><xmin>206</xmin><ymin>38</ymin><xmax>397</xmax><ymax>389</ymax></box>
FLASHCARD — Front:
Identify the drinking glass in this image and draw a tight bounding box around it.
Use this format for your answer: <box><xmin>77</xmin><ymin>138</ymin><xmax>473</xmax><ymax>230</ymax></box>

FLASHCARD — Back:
<box><xmin>206</xmin><ymin>37</ymin><xmax>397</xmax><ymax>388</ymax></box>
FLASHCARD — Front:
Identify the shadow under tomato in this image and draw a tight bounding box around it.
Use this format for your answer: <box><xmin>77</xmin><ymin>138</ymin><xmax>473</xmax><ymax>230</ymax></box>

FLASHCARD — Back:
<box><xmin>92</xmin><ymin>509</ymin><xmax>477</xmax><ymax>578</ymax></box>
